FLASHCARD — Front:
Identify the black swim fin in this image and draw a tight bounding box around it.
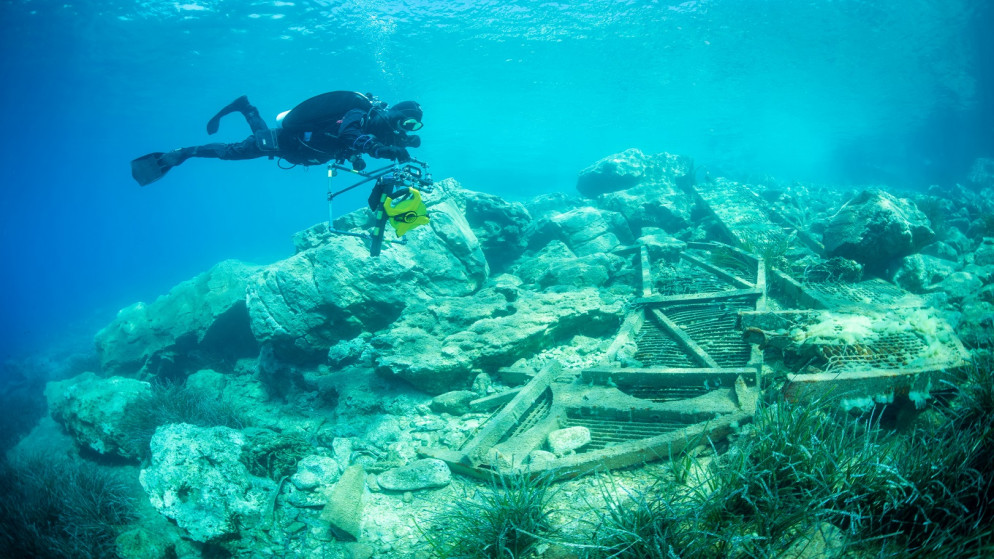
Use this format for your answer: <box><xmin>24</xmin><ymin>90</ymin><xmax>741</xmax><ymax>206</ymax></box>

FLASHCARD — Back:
<box><xmin>131</xmin><ymin>152</ymin><xmax>171</xmax><ymax>186</ymax></box>
<box><xmin>206</xmin><ymin>95</ymin><xmax>250</xmax><ymax>135</ymax></box>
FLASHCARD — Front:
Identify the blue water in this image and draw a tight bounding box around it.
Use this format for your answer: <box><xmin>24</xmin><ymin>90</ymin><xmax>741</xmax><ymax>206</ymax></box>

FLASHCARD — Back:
<box><xmin>0</xmin><ymin>0</ymin><xmax>991</xmax><ymax>362</ymax></box>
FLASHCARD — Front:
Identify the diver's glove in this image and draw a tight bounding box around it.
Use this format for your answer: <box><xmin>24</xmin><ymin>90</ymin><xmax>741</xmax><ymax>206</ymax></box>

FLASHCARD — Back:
<box><xmin>349</xmin><ymin>155</ymin><xmax>367</xmax><ymax>171</ymax></box>
<box><xmin>397</xmin><ymin>134</ymin><xmax>421</xmax><ymax>148</ymax></box>
<box><xmin>375</xmin><ymin>146</ymin><xmax>411</xmax><ymax>162</ymax></box>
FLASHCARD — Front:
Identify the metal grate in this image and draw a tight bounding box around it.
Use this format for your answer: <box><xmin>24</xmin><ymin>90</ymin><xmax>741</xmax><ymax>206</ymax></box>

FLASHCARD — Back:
<box><xmin>564</xmin><ymin>410</ymin><xmax>686</xmax><ymax>451</ymax></box>
<box><xmin>634</xmin><ymin>317</ymin><xmax>697</xmax><ymax>367</ymax></box>
<box><xmin>654</xmin><ymin>262</ymin><xmax>731</xmax><ymax>295</ymax></box>
<box><xmin>803</xmin><ymin>280</ymin><xmax>919</xmax><ymax>310</ymax></box>
<box><xmin>689</xmin><ymin>248</ymin><xmax>760</xmax><ymax>285</ymax></box>
<box><xmin>663</xmin><ymin>299</ymin><xmax>755</xmax><ymax>367</ymax></box>
<box><xmin>693</xmin><ymin>179</ymin><xmax>796</xmax><ymax>250</ymax></box>
<box><xmin>821</xmin><ymin>333</ymin><xmax>931</xmax><ymax>373</ymax></box>
<box><xmin>617</xmin><ymin>385</ymin><xmax>712</xmax><ymax>403</ymax></box>
<box><xmin>506</xmin><ymin>388</ymin><xmax>553</xmax><ymax>441</ymax></box>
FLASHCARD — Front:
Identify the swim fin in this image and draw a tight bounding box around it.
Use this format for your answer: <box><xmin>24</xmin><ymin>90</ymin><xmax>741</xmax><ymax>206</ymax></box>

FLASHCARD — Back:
<box><xmin>130</xmin><ymin>152</ymin><xmax>170</xmax><ymax>186</ymax></box>
<box><xmin>206</xmin><ymin>95</ymin><xmax>251</xmax><ymax>135</ymax></box>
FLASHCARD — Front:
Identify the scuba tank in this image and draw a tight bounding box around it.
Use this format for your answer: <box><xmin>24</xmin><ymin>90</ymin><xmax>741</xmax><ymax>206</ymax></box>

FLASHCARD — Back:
<box><xmin>276</xmin><ymin>91</ymin><xmax>376</xmax><ymax>132</ymax></box>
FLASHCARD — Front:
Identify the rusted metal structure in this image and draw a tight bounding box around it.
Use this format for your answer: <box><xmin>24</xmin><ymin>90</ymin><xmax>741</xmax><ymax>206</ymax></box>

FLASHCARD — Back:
<box><xmin>422</xmin><ymin>242</ymin><xmax>762</xmax><ymax>479</ymax></box>
<box><xmin>420</xmin><ymin>178</ymin><xmax>968</xmax><ymax>478</ymax></box>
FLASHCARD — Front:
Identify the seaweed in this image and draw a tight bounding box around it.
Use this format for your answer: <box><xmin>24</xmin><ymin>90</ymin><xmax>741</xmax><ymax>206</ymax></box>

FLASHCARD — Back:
<box><xmin>0</xmin><ymin>454</ymin><xmax>138</xmax><ymax>559</ymax></box>
<box><xmin>423</xmin><ymin>471</ymin><xmax>558</xmax><ymax>558</ymax></box>
<box><xmin>117</xmin><ymin>381</ymin><xmax>248</xmax><ymax>462</ymax></box>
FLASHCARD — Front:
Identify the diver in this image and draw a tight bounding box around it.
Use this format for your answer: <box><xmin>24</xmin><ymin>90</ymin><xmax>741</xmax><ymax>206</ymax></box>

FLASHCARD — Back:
<box><xmin>131</xmin><ymin>91</ymin><xmax>423</xmax><ymax>186</ymax></box>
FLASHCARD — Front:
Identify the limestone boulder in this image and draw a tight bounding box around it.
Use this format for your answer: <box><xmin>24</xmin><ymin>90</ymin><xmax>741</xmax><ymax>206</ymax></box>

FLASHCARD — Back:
<box><xmin>291</xmin><ymin>455</ymin><xmax>341</xmax><ymax>491</ymax></box>
<box><xmin>442</xmin><ymin>180</ymin><xmax>532</xmax><ymax>272</ymax></box>
<box><xmin>95</xmin><ymin>260</ymin><xmax>260</xmax><ymax>377</ymax></box>
<box><xmin>371</xmin><ymin>285</ymin><xmax>622</xmax><ymax>393</ymax></box>
<box><xmin>527</xmin><ymin>206</ymin><xmax>633</xmax><ymax>257</ymax></box>
<box><xmin>823</xmin><ymin>190</ymin><xmax>935</xmax><ymax>273</ymax></box>
<box><xmin>139</xmin><ymin>423</ymin><xmax>275</xmax><ymax>543</ymax></box>
<box><xmin>576</xmin><ymin>149</ymin><xmax>693</xmax><ymax>199</ymax></box>
<box><xmin>891</xmin><ymin>254</ymin><xmax>955</xmax><ymax>294</ymax></box>
<box><xmin>512</xmin><ymin>240</ymin><xmax>624</xmax><ymax>289</ymax></box>
<box><xmin>430</xmin><ymin>390</ymin><xmax>478</xmax><ymax>415</ymax></box>
<box><xmin>377</xmin><ymin>458</ymin><xmax>451</xmax><ymax>491</ymax></box>
<box><xmin>45</xmin><ymin>372</ymin><xmax>151</xmax><ymax>460</ymax></box>
<box><xmin>975</xmin><ymin>238</ymin><xmax>994</xmax><ymax>266</ymax></box>
<box><xmin>547</xmin><ymin>426</ymin><xmax>591</xmax><ymax>455</ymax></box>
<box><xmin>246</xmin><ymin>197</ymin><xmax>488</xmax><ymax>362</ymax></box>
<box><xmin>596</xmin><ymin>155</ymin><xmax>697</xmax><ymax>235</ymax></box>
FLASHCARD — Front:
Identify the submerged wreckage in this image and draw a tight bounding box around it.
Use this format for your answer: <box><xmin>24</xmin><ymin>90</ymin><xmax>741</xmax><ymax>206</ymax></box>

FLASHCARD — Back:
<box><xmin>423</xmin><ymin>174</ymin><xmax>970</xmax><ymax>479</ymax></box>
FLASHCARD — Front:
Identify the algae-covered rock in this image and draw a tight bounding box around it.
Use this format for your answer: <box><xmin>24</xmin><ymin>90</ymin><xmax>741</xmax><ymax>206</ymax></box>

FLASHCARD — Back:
<box><xmin>547</xmin><ymin>426</ymin><xmax>591</xmax><ymax>455</ymax></box>
<box><xmin>139</xmin><ymin>423</ymin><xmax>276</xmax><ymax>543</ymax></box>
<box><xmin>246</xmin><ymin>196</ymin><xmax>488</xmax><ymax>362</ymax></box>
<box><xmin>430</xmin><ymin>390</ymin><xmax>477</xmax><ymax>415</ymax></box>
<box><xmin>512</xmin><ymin>240</ymin><xmax>622</xmax><ymax>289</ymax></box>
<box><xmin>975</xmin><ymin>237</ymin><xmax>994</xmax><ymax>266</ymax></box>
<box><xmin>576</xmin><ymin>149</ymin><xmax>692</xmax><ymax>200</ymax></box>
<box><xmin>376</xmin><ymin>458</ymin><xmax>451</xmax><ymax>491</ymax></box>
<box><xmin>891</xmin><ymin>254</ymin><xmax>955</xmax><ymax>294</ymax></box>
<box><xmin>443</xmin><ymin>180</ymin><xmax>532</xmax><ymax>272</ymax></box>
<box><xmin>45</xmin><ymin>372</ymin><xmax>151</xmax><ymax>459</ymax></box>
<box><xmin>115</xmin><ymin>527</ymin><xmax>181</xmax><ymax>559</ymax></box>
<box><xmin>577</xmin><ymin>148</ymin><xmax>651</xmax><ymax>197</ymax></box>
<box><xmin>95</xmin><ymin>260</ymin><xmax>260</xmax><ymax>377</ymax></box>
<box><xmin>292</xmin><ymin>455</ymin><xmax>341</xmax><ymax>491</ymax></box>
<box><xmin>372</xmin><ymin>286</ymin><xmax>621</xmax><ymax>393</ymax></box>
<box><xmin>527</xmin><ymin>206</ymin><xmax>633</xmax><ymax>257</ymax></box>
<box><xmin>823</xmin><ymin>190</ymin><xmax>934</xmax><ymax>273</ymax></box>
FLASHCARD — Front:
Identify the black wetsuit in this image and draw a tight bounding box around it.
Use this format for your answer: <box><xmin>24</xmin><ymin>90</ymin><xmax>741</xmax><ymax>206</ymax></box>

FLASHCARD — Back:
<box><xmin>191</xmin><ymin>107</ymin><xmax>406</xmax><ymax>166</ymax></box>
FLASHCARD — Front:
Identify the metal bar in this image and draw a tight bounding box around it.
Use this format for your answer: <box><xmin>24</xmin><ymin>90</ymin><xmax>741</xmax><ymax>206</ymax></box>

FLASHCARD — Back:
<box><xmin>602</xmin><ymin>312</ymin><xmax>644</xmax><ymax>364</ymax></box>
<box><xmin>522</xmin><ymin>411</ymin><xmax>751</xmax><ymax>479</ymax></box>
<box><xmin>469</xmin><ymin>389</ymin><xmax>522</xmax><ymax>412</ymax></box>
<box><xmin>636</xmin><ymin>288</ymin><xmax>762</xmax><ymax>305</ymax></box>
<box><xmin>681</xmin><ymin>252</ymin><xmax>754</xmax><ymax>289</ymax></box>
<box><xmin>650</xmin><ymin>309</ymin><xmax>721</xmax><ymax>368</ymax></box>
<box><xmin>582</xmin><ymin>367</ymin><xmax>758</xmax><ymax>386</ymax></box>
<box><xmin>461</xmin><ymin>361</ymin><xmax>561</xmax><ymax>466</ymax></box>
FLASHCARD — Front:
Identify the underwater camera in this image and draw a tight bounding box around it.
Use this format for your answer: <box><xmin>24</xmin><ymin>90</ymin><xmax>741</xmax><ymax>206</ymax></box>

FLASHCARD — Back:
<box><xmin>326</xmin><ymin>159</ymin><xmax>434</xmax><ymax>257</ymax></box>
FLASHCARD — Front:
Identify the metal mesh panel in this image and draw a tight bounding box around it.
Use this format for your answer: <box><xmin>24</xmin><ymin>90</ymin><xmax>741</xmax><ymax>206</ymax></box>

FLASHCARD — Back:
<box><xmin>618</xmin><ymin>385</ymin><xmax>711</xmax><ymax>403</ymax></box>
<box><xmin>564</xmin><ymin>410</ymin><xmax>685</xmax><ymax>451</ymax></box>
<box><xmin>634</xmin><ymin>317</ymin><xmax>697</xmax><ymax>367</ymax></box>
<box><xmin>688</xmin><ymin>247</ymin><xmax>760</xmax><ymax>285</ymax></box>
<box><xmin>663</xmin><ymin>299</ymin><xmax>755</xmax><ymax>367</ymax></box>
<box><xmin>803</xmin><ymin>280</ymin><xmax>919</xmax><ymax>309</ymax></box>
<box><xmin>506</xmin><ymin>388</ymin><xmax>553</xmax><ymax>441</ymax></box>
<box><xmin>694</xmin><ymin>180</ymin><xmax>795</xmax><ymax>249</ymax></box>
<box><xmin>654</xmin><ymin>261</ymin><xmax>731</xmax><ymax>295</ymax></box>
<box><xmin>821</xmin><ymin>333</ymin><xmax>931</xmax><ymax>373</ymax></box>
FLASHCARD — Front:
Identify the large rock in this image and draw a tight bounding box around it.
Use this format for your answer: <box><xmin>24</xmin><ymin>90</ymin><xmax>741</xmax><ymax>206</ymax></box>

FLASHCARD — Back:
<box><xmin>246</xmin><ymin>196</ymin><xmax>489</xmax><ymax>361</ymax></box>
<box><xmin>371</xmin><ymin>284</ymin><xmax>622</xmax><ymax>393</ymax></box>
<box><xmin>576</xmin><ymin>149</ymin><xmax>692</xmax><ymax>198</ymax></box>
<box><xmin>527</xmin><ymin>206</ymin><xmax>634</xmax><ymax>257</ymax></box>
<box><xmin>823</xmin><ymin>190</ymin><xmax>934</xmax><ymax>273</ymax></box>
<box><xmin>443</xmin><ymin>181</ymin><xmax>532</xmax><ymax>272</ymax></box>
<box><xmin>377</xmin><ymin>458</ymin><xmax>451</xmax><ymax>491</ymax></box>
<box><xmin>139</xmin><ymin>423</ymin><xmax>275</xmax><ymax>543</ymax></box>
<box><xmin>45</xmin><ymin>372</ymin><xmax>151</xmax><ymax>459</ymax></box>
<box><xmin>95</xmin><ymin>260</ymin><xmax>260</xmax><ymax>377</ymax></box>
<box><xmin>512</xmin><ymin>241</ymin><xmax>622</xmax><ymax>289</ymax></box>
<box><xmin>595</xmin><ymin>153</ymin><xmax>696</xmax><ymax>234</ymax></box>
